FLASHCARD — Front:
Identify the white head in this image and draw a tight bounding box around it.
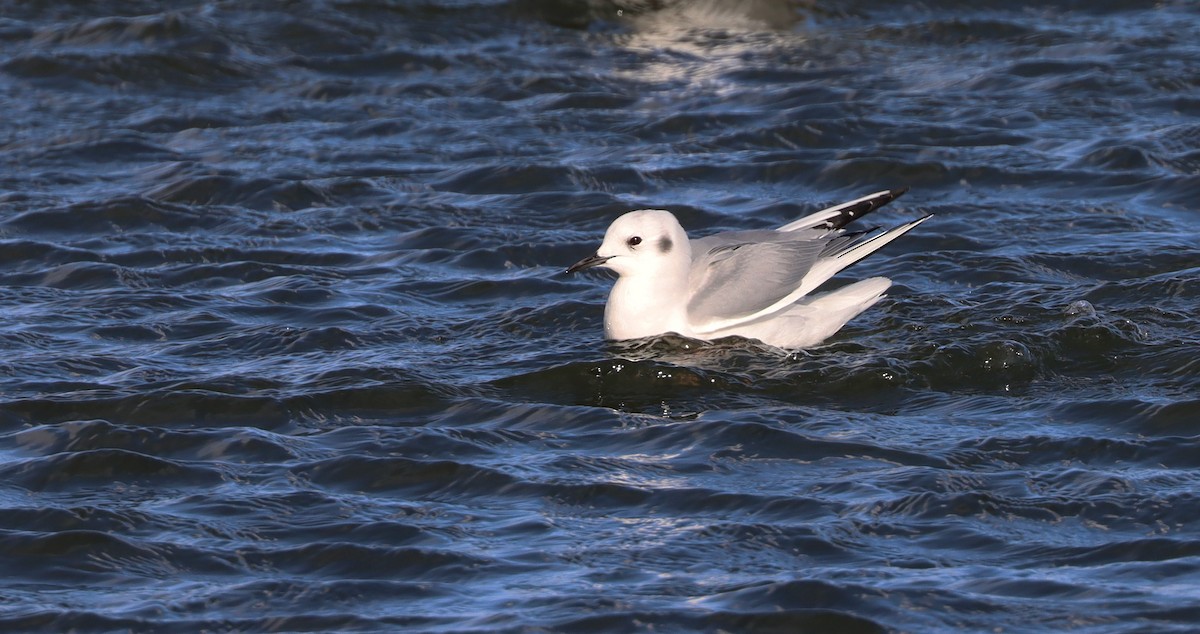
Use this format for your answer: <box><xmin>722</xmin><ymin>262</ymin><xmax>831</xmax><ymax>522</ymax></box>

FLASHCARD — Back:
<box><xmin>566</xmin><ymin>209</ymin><xmax>691</xmax><ymax>277</ymax></box>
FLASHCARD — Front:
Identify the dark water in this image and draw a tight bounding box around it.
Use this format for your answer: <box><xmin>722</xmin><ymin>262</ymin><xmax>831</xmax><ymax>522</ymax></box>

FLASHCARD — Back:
<box><xmin>1</xmin><ymin>0</ymin><xmax>1198</xmax><ymax>631</ymax></box>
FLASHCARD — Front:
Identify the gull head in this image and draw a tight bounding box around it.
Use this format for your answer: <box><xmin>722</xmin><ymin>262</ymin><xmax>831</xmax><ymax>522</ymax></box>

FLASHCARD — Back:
<box><xmin>566</xmin><ymin>209</ymin><xmax>690</xmax><ymax>277</ymax></box>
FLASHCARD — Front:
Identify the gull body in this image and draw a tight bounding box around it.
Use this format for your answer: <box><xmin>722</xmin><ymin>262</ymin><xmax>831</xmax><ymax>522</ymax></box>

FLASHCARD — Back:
<box><xmin>567</xmin><ymin>188</ymin><xmax>931</xmax><ymax>349</ymax></box>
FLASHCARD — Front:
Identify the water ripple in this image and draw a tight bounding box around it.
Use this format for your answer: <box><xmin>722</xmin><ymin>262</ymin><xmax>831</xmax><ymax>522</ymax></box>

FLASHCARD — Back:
<box><xmin>0</xmin><ymin>0</ymin><xmax>1197</xmax><ymax>631</ymax></box>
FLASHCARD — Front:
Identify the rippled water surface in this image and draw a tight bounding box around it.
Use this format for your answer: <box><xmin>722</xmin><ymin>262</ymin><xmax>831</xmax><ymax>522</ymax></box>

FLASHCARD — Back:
<box><xmin>1</xmin><ymin>0</ymin><xmax>1199</xmax><ymax>631</ymax></box>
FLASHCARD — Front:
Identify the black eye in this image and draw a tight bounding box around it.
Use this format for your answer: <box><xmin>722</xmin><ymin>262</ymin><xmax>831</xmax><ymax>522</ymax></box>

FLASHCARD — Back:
<box><xmin>627</xmin><ymin>236</ymin><xmax>642</xmax><ymax>247</ymax></box>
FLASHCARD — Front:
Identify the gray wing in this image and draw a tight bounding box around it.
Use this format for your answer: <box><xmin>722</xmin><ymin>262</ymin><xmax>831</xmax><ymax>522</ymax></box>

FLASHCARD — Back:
<box><xmin>686</xmin><ymin>237</ymin><xmax>827</xmax><ymax>325</ymax></box>
<box><xmin>690</xmin><ymin>229</ymin><xmax>825</xmax><ymax>258</ymax></box>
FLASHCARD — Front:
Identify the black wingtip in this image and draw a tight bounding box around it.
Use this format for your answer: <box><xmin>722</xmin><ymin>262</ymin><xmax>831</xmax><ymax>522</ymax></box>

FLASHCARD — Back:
<box><xmin>823</xmin><ymin>186</ymin><xmax>912</xmax><ymax>231</ymax></box>
<box><xmin>875</xmin><ymin>186</ymin><xmax>909</xmax><ymax>208</ymax></box>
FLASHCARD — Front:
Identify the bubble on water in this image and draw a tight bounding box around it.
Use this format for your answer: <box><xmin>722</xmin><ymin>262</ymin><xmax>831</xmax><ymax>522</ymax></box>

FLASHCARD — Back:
<box><xmin>1065</xmin><ymin>300</ymin><xmax>1096</xmax><ymax>317</ymax></box>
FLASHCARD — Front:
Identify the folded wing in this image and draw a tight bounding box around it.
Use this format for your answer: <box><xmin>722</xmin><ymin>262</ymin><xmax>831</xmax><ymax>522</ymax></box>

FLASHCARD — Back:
<box><xmin>686</xmin><ymin>215</ymin><xmax>932</xmax><ymax>334</ymax></box>
<box><xmin>686</xmin><ymin>238</ymin><xmax>826</xmax><ymax>329</ymax></box>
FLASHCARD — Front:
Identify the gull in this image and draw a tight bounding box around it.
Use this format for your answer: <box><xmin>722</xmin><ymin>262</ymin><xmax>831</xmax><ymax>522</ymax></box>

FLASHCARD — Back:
<box><xmin>566</xmin><ymin>188</ymin><xmax>931</xmax><ymax>349</ymax></box>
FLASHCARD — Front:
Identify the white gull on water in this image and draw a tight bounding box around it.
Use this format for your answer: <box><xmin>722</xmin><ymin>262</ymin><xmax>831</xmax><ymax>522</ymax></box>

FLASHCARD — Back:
<box><xmin>567</xmin><ymin>188</ymin><xmax>932</xmax><ymax>349</ymax></box>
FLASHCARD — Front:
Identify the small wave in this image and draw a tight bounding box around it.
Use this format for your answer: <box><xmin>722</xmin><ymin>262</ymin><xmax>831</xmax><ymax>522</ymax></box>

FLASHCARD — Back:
<box><xmin>3</xmin><ymin>50</ymin><xmax>264</xmax><ymax>89</ymax></box>
<box><xmin>0</xmin><ymin>448</ymin><xmax>221</xmax><ymax>492</ymax></box>
<box><xmin>550</xmin><ymin>607</ymin><xmax>887</xmax><ymax>634</ymax></box>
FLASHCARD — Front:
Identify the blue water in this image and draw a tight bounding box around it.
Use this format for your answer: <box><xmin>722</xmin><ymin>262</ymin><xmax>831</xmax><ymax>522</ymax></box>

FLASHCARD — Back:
<box><xmin>1</xmin><ymin>1</ymin><xmax>1198</xmax><ymax>631</ymax></box>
